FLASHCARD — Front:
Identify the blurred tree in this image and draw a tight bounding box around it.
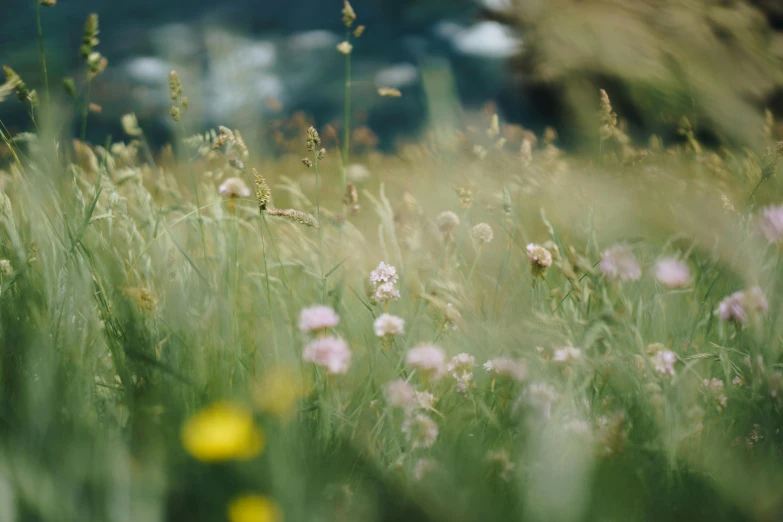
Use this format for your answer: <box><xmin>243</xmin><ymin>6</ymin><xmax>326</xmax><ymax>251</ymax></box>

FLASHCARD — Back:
<box><xmin>487</xmin><ymin>0</ymin><xmax>783</xmax><ymax>148</ymax></box>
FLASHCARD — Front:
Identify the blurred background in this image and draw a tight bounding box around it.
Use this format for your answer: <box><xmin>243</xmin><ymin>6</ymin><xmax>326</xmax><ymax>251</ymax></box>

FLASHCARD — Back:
<box><xmin>2</xmin><ymin>0</ymin><xmax>783</xmax><ymax>148</ymax></box>
<box><xmin>1</xmin><ymin>0</ymin><xmax>531</xmax><ymax>149</ymax></box>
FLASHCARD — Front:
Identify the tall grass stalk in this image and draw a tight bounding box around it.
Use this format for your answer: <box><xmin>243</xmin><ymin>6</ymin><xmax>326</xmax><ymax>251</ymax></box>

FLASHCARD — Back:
<box><xmin>260</xmin><ymin>211</ymin><xmax>279</xmax><ymax>365</ymax></box>
<box><xmin>80</xmin><ymin>81</ymin><xmax>91</xmax><ymax>143</ymax></box>
<box><xmin>34</xmin><ymin>0</ymin><xmax>50</xmax><ymax>118</ymax></box>
<box><xmin>314</xmin><ymin>150</ymin><xmax>326</xmax><ymax>302</ymax></box>
<box><xmin>341</xmin><ymin>31</ymin><xmax>352</xmax><ymax>203</ymax></box>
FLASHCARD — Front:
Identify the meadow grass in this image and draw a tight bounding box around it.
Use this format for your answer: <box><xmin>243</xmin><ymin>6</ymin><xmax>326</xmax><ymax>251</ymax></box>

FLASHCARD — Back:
<box><xmin>1</xmin><ymin>4</ymin><xmax>783</xmax><ymax>522</ymax></box>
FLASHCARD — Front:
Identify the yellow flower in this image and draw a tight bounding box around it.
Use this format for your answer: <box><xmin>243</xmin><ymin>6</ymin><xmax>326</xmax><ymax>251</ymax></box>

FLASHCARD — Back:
<box><xmin>228</xmin><ymin>494</ymin><xmax>282</xmax><ymax>522</ymax></box>
<box><xmin>181</xmin><ymin>402</ymin><xmax>264</xmax><ymax>462</ymax></box>
<box><xmin>254</xmin><ymin>366</ymin><xmax>309</xmax><ymax>418</ymax></box>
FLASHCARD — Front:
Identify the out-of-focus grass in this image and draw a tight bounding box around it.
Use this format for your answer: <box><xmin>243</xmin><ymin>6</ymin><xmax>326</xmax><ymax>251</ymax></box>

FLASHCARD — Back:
<box><xmin>2</xmin><ymin>3</ymin><xmax>783</xmax><ymax>522</ymax></box>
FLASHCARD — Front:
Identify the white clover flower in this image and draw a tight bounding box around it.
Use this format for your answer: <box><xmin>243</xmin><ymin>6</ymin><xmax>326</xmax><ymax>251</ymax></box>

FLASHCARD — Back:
<box><xmin>447</xmin><ymin>353</ymin><xmax>475</xmax><ymax>374</ymax></box>
<box><xmin>414</xmin><ymin>391</ymin><xmax>436</xmax><ymax>410</ymax></box>
<box><xmin>718</xmin><ymin>286</ymin><xmax>769</xmax><ymax>324</ymax></box>
<box><xmin>218</xmin><ymin>177</ymin><xmax>251</xmax><ymax>199</ymax></box>
<box><xmin>654</xmin><ymin>258</ymin><xmax>691</xmax><ymax>288</ymax></box>
<box><xmin>651</xmin><ymin>350</ymin><xmax>676</xmax><ymax>377</ymax></box>
<box><xmin>484</xmin><ymin>358</ymin><xmax>527</xmax><ymax>381</ymax></box>
<box><xmin>526</xmin><ymin>243</ymin><xmax>552</xmax><ymax>270</ymax></box>
<box><xmin>384</xmin><ymin>379</ymin><xmax>416</xmax><ymax>409</ymax></box>
<box><xmin>703</xmin><ymin>378</ymin><xmax>727</xmax><ymax>408</ymax></box>
<box><xmin>413</xmin><ymin>458</ymin><xmax>438</xmax><ymax>481</ymax></box>
<box><xmin>303</xmin><ymin>336</ymin><xmax>351</xmax><ymax>374</ymax></box>
<box><xmin>471</xmin><ymin>223</ymin><xmax>494</xmax><ymax>245</ymax></box>
<box><xmin>564</xmin><ymin>419</ymin><xmax>592</xmax><ymax>436</ymax></box>
<box><xmin>402</xmin><ymin>413</ymin><xmax>439</xmax><ymax>449</ymax></box>
<box><xmin>600</xmin><ymin>244</ymin><xmax>641</xmax><ymax>282</ymax></box>
<box><xmin>552</xmin><ymin>346</ymin><xmax>582</xmax><ymax>364</ymax></box>
<box><xmin>595</xmin><ymin>412</ymin><xmax>627</xmax><ymax>456</ymax></box>
<box><xmin>0</xmin><ymin>259</ymin><xmax>12</xmax><ymax>276</ymax></box>
<box><xmin>406</xmin><ymin>344</ymin><xmax>446</xmax><ymax>379</ymax></box>
<box><xmin>447</xmin><ymin>353</ymin><xmax>476</xmax><ymax>393</ymax></box>
<box><xmin>370</xmin><ymin>261</ymin><xmax>399</xmax><ymax>286</ymax></box>
<box><xmin>298</xmin><ymin>305</ymin><xmax>340</xmax><ymax>333</ymax></box>
<box><xmin>757</xmin><ymin>205</ymin><xmax>783</xmax><ymax>244</ymax></box>
<box><xmin>521</xmin><ymin>383</ymin><xmax>560</xmax><ymax>418</ymax></box>
<box><xmin>374</xmin><ymin>282</ymin><xmax>400</xmax><ymax>302</ymax></box>
<box><xmin>769</xmin><ymin>371</ymin><xmax>783</xmax><ymax>401</ymax></box>
<box><xmin>486</xmin><ymin>450</ymin><xmax>515</xmax><ymax>482</ymax></box>
<box><xmin>373</xmin><ymin>313</ymin><xmax>405</xmax><ymax>337</ymax></box>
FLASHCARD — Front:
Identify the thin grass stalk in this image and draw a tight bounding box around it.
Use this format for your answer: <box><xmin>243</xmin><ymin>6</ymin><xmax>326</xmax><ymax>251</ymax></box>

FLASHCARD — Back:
<box><xmin>341</xmin><ymin>30</ymin><xmax>351</xmax><ymax>201</ymax></box>
<box><xmin>34</xmin><ymin>0</ymin><xmax>50</xmax><ymax>119</ymax></box>
<box><xmin>177</xmin><ymin>120</ymin><xmax>210</xmax><ymax>272</ymax></box>
<box><xmin>80</xmin><ymin>81</ymin><xmax>91</xmax><ymax>143</ymax></box>
<box><xmin>260</xmin><ymin>212</ymin><xmax>279</xmax><ymax>365</ymax></box>
<box><xmin>314</xmin><ymin>152</ymin><xmax>325</xmax><ymax>302</ymax></box>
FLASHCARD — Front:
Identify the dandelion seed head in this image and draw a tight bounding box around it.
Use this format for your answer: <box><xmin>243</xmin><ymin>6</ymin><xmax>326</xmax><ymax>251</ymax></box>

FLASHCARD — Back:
<box><xmin>436</xmin><ymin>211</ymin><xmax>460</xmax><ymax>237</ymax></box>
<box><xmin>471</xmin><ymin>223</ymin><xmax>494</xmax><ymax>245</ymax></box>
<box><xmin>303</xmin><ymin>336</ymin><xmax>351</xmax><ymax>374</ymax></box>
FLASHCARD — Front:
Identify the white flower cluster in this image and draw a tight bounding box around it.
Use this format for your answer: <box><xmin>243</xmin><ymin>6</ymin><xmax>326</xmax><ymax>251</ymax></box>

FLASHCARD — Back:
<box><xmin>447</xmin><ymin>353</ymin><xmax>476</xmax><ymax>393</ymax></box>
<box><xmin>370</xmin><ymin>261</ymin><xmax>400</xmax><ymax>302</ymax></box>
<box><xmin>384</xmin><ymin>378</ymin><xmax>440</xmax><ymax>450</ymax></box>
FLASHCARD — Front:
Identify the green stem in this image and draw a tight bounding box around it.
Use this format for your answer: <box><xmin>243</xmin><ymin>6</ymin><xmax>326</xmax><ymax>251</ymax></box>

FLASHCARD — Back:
<box><xmin>314</xmin><ymin>153</ymin><xmax>325</xmax><ymax>302</ymax></box>
<box><xmin>406</xmin><ymin>241</ymin><xmax>449</xmax><ymax>344</ymax></box>
<box><xmin>34</xmin><ymin>0</ymin><xmax>51</xmax><ymax>119</ymax></box>
<box><xmin>178</xmin><ymin>119</ymin><xmax>209</xmax><ymax>272</ymax></box>
<box><xmin>260</xmin><ymin>211</ymin><xmax>279</xmax><ymax>365</ymax></box>
<box><xmin>466</xmin><ymin>248</ymin><xmax>481</xmax><ymax>284</ymax></box>
<box><xmin>341</xmin><ymin>32</ymin><xmax>351</xmax><ymax>196</ymax></box>
<box><xmin>80</xmin><ymin>81</ymin><xmax>91</xmax><ymax>143</ymax></box>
